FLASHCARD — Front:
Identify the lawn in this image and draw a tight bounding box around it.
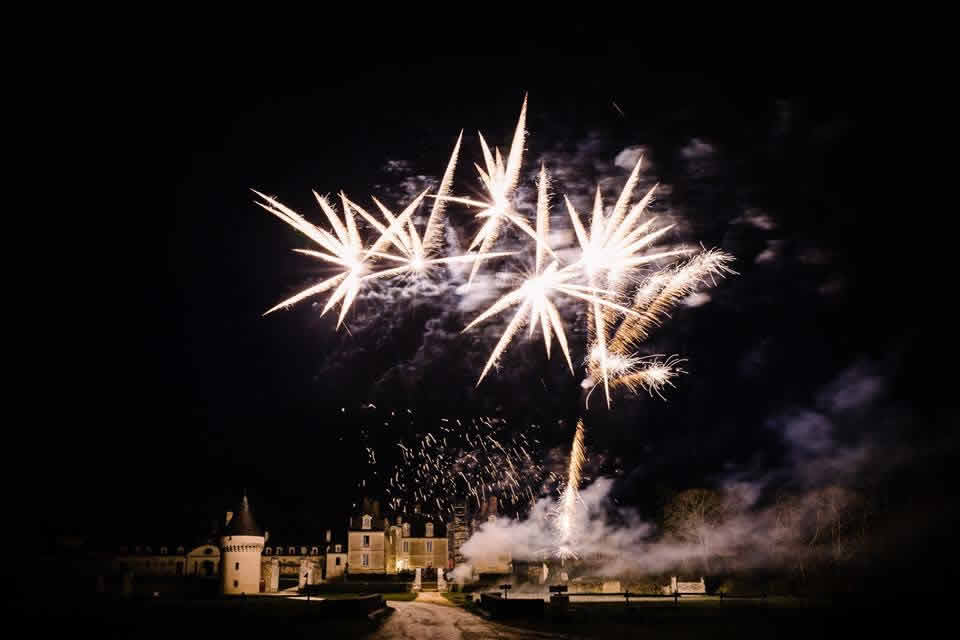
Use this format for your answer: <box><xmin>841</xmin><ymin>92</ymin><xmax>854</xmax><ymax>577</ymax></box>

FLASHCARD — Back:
<box><xmin>319</xmin><ymin>592</ymin><xmax>417</xmax><ymax>602</ymax></box>
<box><xmin>18</xmin><ymin>594</ymin><xmax>394</xmax><ymax>638</ymax></box>
<box><xmin>439</xmin><ymin>595</ymin><xmax>858</xmax><ymax>639</ymax></box>
<box><xmin>440</xmin><ymin>591</ymin><xmax>475</xmax><ymax>608</ymax></box>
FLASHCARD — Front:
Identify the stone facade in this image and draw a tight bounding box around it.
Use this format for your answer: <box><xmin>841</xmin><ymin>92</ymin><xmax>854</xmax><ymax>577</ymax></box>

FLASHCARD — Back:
<box><xmin>106</xmin><ymin>495</ymin><xmax>461</xmax><ymax>593</ymax></box>
<box><xmin>221</xmin><ymin>534</ymin><xmax>264</xmax><ymax>595</ymax></box>
<box><xmin>345</xmin><ymin>506</ymin><xmax>450</xmax><ymax>575</ymax></box>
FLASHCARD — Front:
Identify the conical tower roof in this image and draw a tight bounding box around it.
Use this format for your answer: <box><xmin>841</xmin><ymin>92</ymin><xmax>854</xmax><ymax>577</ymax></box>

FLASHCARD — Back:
<box><xmin>224</xmin><ymin>493</ymin><xmax>263</xmax><ymax>537</ymax></box>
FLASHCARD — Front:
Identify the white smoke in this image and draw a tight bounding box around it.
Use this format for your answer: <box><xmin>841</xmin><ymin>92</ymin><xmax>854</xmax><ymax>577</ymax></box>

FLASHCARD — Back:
<box><xmin>458</xmin><ymin>362</ymin><xmax>899</xmax><ymax>578</ymax></box>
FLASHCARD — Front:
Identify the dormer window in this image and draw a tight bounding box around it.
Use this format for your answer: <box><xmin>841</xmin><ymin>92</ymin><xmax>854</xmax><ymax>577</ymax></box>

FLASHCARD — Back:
<box><xmin>334</xmin><ymin>544</ymin><xmax>342</xmax><ymax>553</ymax></box>
<box><xmin>265</xmin><ymin>547</ymin><xmax>272</xmax><ymax>555</ymax></box>
<box><xmin>160</xmin><ymin>547</ymin><xmax>168</xmax><ymax>555</ymax></box>
<box><xmin>288</xmin><ymin>546</ymin><xmax>296</xmax><ymax>555</ymax></box>
<box><xmin>176</xmin><ymin>546</ymin><xmax>184</xmax><ymax>554</ymax></box>
<box><xmin>300</xmin><ymin>547</ymin><xmax>307</xmax><ymax>555</ymax></box>
<box><xmin>489</xmin><ymin>515</ymin><xmax>496</xmax><ymax>523</ymax></box>
<box><xmin>402</xmin><ymin>523</ymin><xmax>410</xmax><ymax>537</ymax></box>
<box><xmin>145</xmin><ymin>547</ymin><xmax>152</xmax><ymax>554</ymax></box>
<box><xmin>425</xmin><ymin>523</ymin><xmax>434</xmax><ymax>538</ymax></box>
<box><xmin>135</xmin><ymin>546</ymin><xmax>142</xmax><ymax>554</ymax></box>
<box><xmin>311</xmin><ymin>547</ymin><xmax>318</xmax><ymax>555</ymax></box>
<box><xmin>362</xmin><ymin>515</ymin><xmax>372</xmax><ymax>530</ymax></box>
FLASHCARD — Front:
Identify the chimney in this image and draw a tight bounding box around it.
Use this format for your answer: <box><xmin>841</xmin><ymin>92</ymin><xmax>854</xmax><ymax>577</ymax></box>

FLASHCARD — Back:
<box><xmin>373</xmin><ymin>500</ymin><xmax>381</xmax><ymax>518</ymax></box>
<box><xmin>225</xmin><ymin>511</ymin><xmax>234</xmax><ymax>526</ymax></box>
<box><xmin>265</xmin><ymin>530</ymin><xmax>270</xmax><ymax>543</ymax></box>
<box><xmin>325</xmin><ymin>529</ymin><xmax>331</xmax><ymax>543</ymax></box>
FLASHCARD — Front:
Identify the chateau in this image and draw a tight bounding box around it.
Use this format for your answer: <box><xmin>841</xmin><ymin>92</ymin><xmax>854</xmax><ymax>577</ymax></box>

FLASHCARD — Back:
<box><xmin>108</xmin><ymin>494</ymin><xmax>511</xmax><ymax>595</ymax></box>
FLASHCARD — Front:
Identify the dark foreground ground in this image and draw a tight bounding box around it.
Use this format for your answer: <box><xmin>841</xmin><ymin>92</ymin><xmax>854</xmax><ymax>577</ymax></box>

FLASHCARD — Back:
<box><xmin>15</xmin><ymin>591</ymin><xmax>951</xmax><ymax>639</ymax></box>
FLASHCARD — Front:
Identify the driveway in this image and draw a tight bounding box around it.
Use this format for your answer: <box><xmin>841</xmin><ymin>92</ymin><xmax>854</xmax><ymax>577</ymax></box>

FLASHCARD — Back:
<box><xmin>369</xmin><ymin>593</ymin><xmax>567</xmax><ymax>639</ymax></box>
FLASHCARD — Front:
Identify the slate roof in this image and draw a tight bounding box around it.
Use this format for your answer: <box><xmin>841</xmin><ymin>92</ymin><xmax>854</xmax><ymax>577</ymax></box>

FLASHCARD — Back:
<box><xmin>224</xmin><ymin>494</ymin><xmax>263</xmax><ymax>537</ymax></box>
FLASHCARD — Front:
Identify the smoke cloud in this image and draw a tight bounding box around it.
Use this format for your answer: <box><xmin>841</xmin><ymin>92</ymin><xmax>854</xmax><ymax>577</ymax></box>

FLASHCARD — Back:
<box><xmin>458</xmin><ymin>361</ymin><xmax>901</xmax><ymax>578</ymax></box>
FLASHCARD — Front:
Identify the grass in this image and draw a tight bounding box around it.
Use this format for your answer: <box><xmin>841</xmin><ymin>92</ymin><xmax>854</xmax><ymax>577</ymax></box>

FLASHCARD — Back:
<box><xmin>441</xmin><ymin>591</ymin><xmax>475</xmax><ymax>608</ymax></box>
<box><xmin>19</xmin><ymin>595</ymin><xmax>393</xmax><ymax>639</ymax></box>
<box><xmin>438</xmin><ymin>595</ymin><xmax>850</xmax><ymax>639</ymax></box>
<box><xmin>318</xmin><ymin>592</ymin><xmax>417</xmax><ymax>602</ymax></box>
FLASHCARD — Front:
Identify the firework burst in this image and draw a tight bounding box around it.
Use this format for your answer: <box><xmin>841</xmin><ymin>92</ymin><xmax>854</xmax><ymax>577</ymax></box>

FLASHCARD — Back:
<box><xmin>347</xmin><ymin>134</ymin><xmax>513</xmax><ymax>282</ymax></box>
<box><xmin>256</xmin><ymin>97</ymin><xmax>739</xmax><ymax>567</ymax></box>
<box><xmin>253</xmin><ymin>189</ymin><xmax>415</xmax><ymax>326</ymax></box>
<box><xmin>564</xmin><ymin>156</ymin><xmax>694</xmax><ymax>407</ymax></box>
<box><xmin>581</xmin><ymin>248</ymin><xmax>736</xmax><ymax>406</ymax></box>
<box><xmin>432</xmin><ymin>94</ymin><xmax>553</xmax><ymax>284</ymax></box>
<box><xmin>462</xmin><ymin>164</ymin><xmax>644</xmax><ymax>386</ymax></box>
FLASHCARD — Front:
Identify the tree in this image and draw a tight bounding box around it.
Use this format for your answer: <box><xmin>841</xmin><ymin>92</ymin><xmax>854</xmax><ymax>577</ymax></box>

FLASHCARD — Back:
<box><xmin>662</xmin><ymin>488</ymin><xmax>729</xmax><ymax>572</ymax></box>
<box><xmin>773</xmin><ymin>486</ymin><xmax>871</xmax><ymax>578</ymax></box>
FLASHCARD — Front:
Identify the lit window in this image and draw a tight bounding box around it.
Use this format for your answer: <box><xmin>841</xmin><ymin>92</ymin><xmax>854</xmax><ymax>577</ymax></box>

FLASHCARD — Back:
<box><xmin>362</xmin><ymin>515</ymin><xmax>372</xmax><ymax>530</ymax></box>
<box><xmin>402</xmin><ymin>523</ymin><xmax>410</xmax><ymax>537</ymax></box>
<box><xmin>362</xmin><ymin>553</ymin><xmax>369</xmax><ymax>567</ymax></box>
<box><xmin>301</xmin><ymin>547</ymin><xmax>307</xmax><ymax>555</ymax></box>
<box><xmin>426</xmin><ymin>541</ymin><xmax>433</xmax><ymax>553</ymax></box>
<box><xmin>335</xmin><ymin>544</ymin><xmax>342</xmax><ymax>553</ymax></box>
<box><xmin>425</xmin><ymin>523</ymin><xmax>434</xmax><ymax>538</ymax></box>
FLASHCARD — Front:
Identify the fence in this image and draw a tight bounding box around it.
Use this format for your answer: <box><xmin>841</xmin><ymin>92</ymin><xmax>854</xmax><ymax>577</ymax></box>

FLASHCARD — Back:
<box><xmin>477</xmin><ymin>589</ymin><xmax>769</xmax><ymax>608</ymax></box>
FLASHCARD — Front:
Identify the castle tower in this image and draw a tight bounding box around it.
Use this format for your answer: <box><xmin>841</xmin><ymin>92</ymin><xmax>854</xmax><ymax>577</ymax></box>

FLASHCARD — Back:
<box><xmin>220</xmin><ymin>493</ymin><xmax>264</xmax><ymax>595</ymax></box>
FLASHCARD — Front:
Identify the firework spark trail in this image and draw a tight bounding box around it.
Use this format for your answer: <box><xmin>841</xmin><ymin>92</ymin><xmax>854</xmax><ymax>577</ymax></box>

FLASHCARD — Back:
<box><xmin>554</xmin><ymin>250</ymin><xmax>735</xmax><ymax>558</ymax></box>
<box><xmin>357</xmin><ymin>410</ymin><xmax>547</xmax><ymax>519</ymax></box>
<box><xmin>555</xmin><ymin>418</ymin><xmax>585</xmax><ymax>554</ymax></box>
<box><xmin>582</xmin><ymin>248</ymin><xmax>736</xmax><ymax>405</ymax></box>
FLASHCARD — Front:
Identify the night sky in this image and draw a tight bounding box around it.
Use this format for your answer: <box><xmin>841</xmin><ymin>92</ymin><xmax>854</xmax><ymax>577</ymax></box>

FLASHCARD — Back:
<box><xmin>20</xmin><ymin>29</ymin><xmax>952</xmax><ymax>568</ymax></box>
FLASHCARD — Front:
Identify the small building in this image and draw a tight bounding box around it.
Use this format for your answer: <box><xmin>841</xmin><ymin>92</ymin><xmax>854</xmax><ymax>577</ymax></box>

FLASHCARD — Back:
<box><xmin>346</xmin><ymin>500</ymin><xmax>449</xmax><ymax>575</ymax></box>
